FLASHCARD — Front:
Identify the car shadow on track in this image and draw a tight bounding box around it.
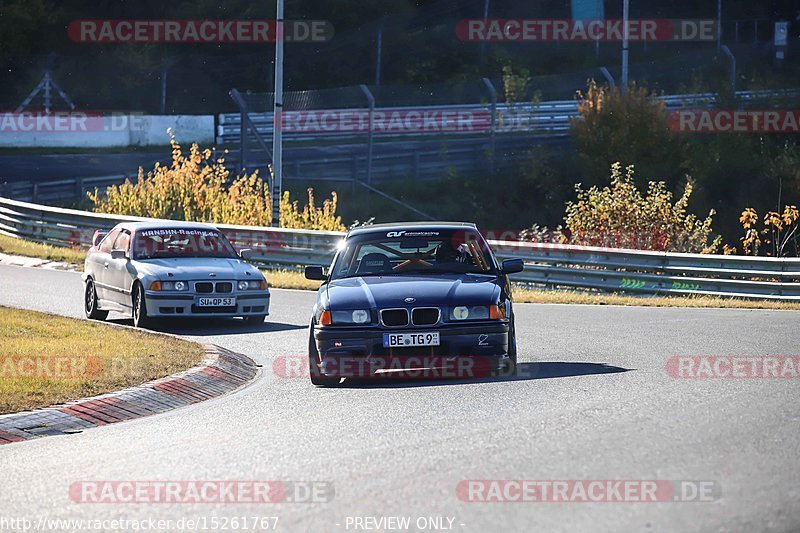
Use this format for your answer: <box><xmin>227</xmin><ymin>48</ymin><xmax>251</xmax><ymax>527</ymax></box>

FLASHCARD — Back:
<box><xmin>106</xmin><ymin>317</ymin><xmax>306</xmax><ymax>335</ymax></box>
<box><xmin>335</xmin><ymin>362</ymin><xmax>631</xmax><ymax>389</ymax></box>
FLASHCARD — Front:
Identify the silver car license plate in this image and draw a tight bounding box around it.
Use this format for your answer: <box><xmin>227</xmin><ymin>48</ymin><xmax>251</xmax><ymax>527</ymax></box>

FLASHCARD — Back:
<box><xmin>196</xmin><ymin>297</ymin><xmax>236</xmax><ymax>307</ymax></box>
<box><xmin>383</xmin><ymin>332</ymin><xmax>440</xmax><ymax>348</ymax></box>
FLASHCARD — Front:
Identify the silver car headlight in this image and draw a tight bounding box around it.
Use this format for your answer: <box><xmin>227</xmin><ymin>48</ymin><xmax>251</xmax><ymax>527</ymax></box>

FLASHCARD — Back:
<box><xmin>238</xmin><ymin>279</ymin><xmax>267</xmax><ymax>290</ymax></box>
<box><xmin>159</xmin><ymin>281</ymin><xmax>189</xmax><ymax>291</ymax></box>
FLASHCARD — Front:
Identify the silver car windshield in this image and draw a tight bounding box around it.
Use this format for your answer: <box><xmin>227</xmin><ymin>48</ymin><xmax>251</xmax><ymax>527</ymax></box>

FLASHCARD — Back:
<box><xmin>132</xmin><ymin>228</ymin><xmax>238</xmax><ymax>260</ymax></box>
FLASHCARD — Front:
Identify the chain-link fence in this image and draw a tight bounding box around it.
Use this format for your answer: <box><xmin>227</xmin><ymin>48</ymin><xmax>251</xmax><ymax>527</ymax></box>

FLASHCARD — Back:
<box><xmin>2</xmin><ymin>0</ymin><xmax>795</xmax><ymax>116</ymax></box>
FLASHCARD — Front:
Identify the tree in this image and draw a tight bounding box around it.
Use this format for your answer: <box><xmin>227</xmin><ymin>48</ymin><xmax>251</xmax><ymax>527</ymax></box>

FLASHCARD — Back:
<box><xmin>572</xmin><ymin>80</ymin><xmax>689</xmax><ymax>185</ymax></box>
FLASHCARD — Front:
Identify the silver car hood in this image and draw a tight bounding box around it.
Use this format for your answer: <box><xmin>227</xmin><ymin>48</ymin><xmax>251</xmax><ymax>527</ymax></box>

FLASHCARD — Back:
<box><xmin>133</xmin><ymin>257</ymin><xmax>259</xmax><ymax>279</ymax></box>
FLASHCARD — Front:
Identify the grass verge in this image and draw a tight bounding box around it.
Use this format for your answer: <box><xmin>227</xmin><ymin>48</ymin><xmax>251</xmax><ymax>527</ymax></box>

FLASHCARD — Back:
<box><xmin>513</xmin><ymin>287</ymin><xmax>800</xmax><ymax>310</ymax></box>
<box><xmin>0</xmin><ymin>306</ymin><xmax>205</xmax><ymax>414</ymax></box>
<box><xmin>264</xmin><ymin>268</ymin><xmax>322</xmax><ymax>291</ymax></box>
<box><xmin>2</xmin><ymin>234</ymin><xmax>798</xmax><ymax>310</ymax></box>
<box><xmin>0</xmin><ymin>234</ymin><xmax>86</xmax><ymax>265</ymax></box>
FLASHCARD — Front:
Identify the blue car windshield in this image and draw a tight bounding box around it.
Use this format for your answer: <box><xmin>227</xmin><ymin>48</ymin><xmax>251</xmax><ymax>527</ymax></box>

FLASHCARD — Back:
<box><xmin>132</xmin><ymin>228</ymin><xmax>238</xmax><ymax>259</ymax></box>
<box><xmin>330</xmin><ymin>230</ymin><xmax>496</xmax><ymax>279</ymax></box>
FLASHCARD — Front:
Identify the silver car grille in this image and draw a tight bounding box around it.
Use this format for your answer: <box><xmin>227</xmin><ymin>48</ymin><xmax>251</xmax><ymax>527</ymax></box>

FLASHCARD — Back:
<box><xmin>194</xmin><ymin>281</ymin><xmax>233</xmax><ymax>293</ymax></box>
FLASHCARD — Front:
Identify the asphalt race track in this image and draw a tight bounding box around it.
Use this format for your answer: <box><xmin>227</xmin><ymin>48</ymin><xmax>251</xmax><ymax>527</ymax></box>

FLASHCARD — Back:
<box><xmin>0</xmin><ymin>264</ymin><xmax>798</xmax><ymax>532</ymax></box>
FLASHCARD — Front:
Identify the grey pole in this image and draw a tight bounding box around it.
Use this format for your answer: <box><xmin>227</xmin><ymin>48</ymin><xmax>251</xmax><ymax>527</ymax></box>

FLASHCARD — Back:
<box><xmin>375</xmin><ymin>21</ymin><xmax>384</xmax><ymax>86</ymax></box>
<box><xmin>44</xmin><ymin>72</ymin><xmax>52</xmax><ymax>113</ymax></box>
<box><xmin>595</xmin><ymin>0</ymin><xmax>601</xmax><ymax>58</ymax></box>
<box><xmin>234</xmin><ymin>89</ymin><xmax>248</xmax><ymax>175</ymax></box>
<box><xmin>359</xmin><ymin>84</ymin><xmax>375</xmax><ymax>185</ymax></box>
<box><xmin>479</xmin><ymin>0</ymin><xmax>490</xmax><ymax>70</ymax></box>
<box><xmin>481</xmin><ymin>78</ymin><xmax>497</xmax><ymax>174</ymax></box>
<box><xmin>271</xmin><ymin>0</ymin><xmax>285</xmax><ymax>227</ymax></box>
<box><xmin>159</xmin><ymin>58</ymin><xmax>175</xmax><ymax>114</ymax></box>
<box><xmin>600</xmin><ymin>67</ymin><xmax>616</xmax><ymax>87</ymax></box>
<box><xmin>160</xmin><ymin>65</ymin><xmax>168</xmax><ymax>114</ymax></box>
<box><xmin>720</xmin><ymin>45</ymin><xmax>736</xmax><ymax>92</ymax></box>
<box><xmin>621</xmin><ymin>0</ymin><xmax>629</xmax><ymax>92</ymax></box>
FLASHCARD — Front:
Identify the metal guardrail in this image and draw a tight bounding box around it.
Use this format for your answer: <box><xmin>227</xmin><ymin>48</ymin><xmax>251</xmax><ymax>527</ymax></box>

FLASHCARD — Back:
<box><xmin>215</xmin><ymin>89</ymin><xmax>800</xmax><ymax>145</ymax></box>
<box><xmin>0</xmin><ymin>135</ymin><xmax>546</xmax><ymax>204</ymax></box>
<box><xmin>0</xmin><ymin>196</ymin><xmax>342</xmax><ymax>269</ymax></box>
<box><xmin>2</xmin><ymin>196</ymin><xmax>800</xmax><ymax>301</ymax></box>
<box><xmin>494</xmin><ymin>241</ymin><xmax>800</xmax><ymax>300</ymax></box>
<box><xmin>0</xmin><ymin>175</ymin><xmax>128</xmax><ymax>206</ymax></box>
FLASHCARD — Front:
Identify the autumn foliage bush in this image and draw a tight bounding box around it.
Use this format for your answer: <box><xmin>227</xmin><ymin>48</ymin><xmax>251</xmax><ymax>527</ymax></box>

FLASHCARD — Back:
<box><xmin>563</xmin><ymin>163</ymin><xmax>721</xmax><ymax>253</ymax></box>
<box><xmin>736</xmin><ymin>205</ymin><xmax>799</xmax><ymax>257</ymax></box>
<box><xmin>89</xmin><ymin>134</ymin><xmax>345</xmax><ymax>231</ymax></box>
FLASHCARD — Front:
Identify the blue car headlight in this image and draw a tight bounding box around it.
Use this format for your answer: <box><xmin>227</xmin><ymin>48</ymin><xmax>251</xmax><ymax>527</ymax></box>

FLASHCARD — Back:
<box><xmin>449</xmin><ymin>305</ymin><xmax>505</xmax><ymax>320</ymax></box>
<box><xmin>331</xmin><ymin>309</ymin><xmax>372</xmax><ymax>325</ymax></box>
<box><xmin>451</xmin><ymin>306</ymin><xmax>488</xmax><ymax>320</ymax></box>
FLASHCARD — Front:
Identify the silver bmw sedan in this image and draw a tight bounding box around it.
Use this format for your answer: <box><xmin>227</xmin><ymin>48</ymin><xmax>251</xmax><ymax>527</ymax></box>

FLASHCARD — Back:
<box><xmin>82</xmin><ymin>221</ymin><xmax>270</xmax><ymax>328</ymax></box>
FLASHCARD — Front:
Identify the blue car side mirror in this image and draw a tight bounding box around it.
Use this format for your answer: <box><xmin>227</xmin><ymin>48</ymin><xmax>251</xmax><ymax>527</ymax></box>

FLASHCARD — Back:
<box><xmin>501</xmin><ymin>258</ymin><xmax>524</xmax><ymax>274</ymax></box>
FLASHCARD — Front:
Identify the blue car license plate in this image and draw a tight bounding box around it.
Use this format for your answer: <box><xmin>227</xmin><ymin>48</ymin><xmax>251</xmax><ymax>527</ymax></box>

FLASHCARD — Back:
<box><xmin>383</xmin><ymin>332</ymin><xmax>440</xmax><ymax>348</ymax></box>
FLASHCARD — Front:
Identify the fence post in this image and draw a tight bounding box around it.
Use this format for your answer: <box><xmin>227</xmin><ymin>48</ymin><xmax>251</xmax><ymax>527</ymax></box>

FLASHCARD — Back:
<box><xmin>481</xmin><ymin>78</ymin><xmax>497</xmax><ymax>175</ymax></box>
<box><xmin>352</xmin><ymin>154</ymin><xmax>360</xmax><ymax>188</ymax></box>
<box><xmin>359</xmin><ymin>84</ymin><xmax>376</xmax><ymax>185</ymax></box>
<box><xmin>720</xmin><ymin>45</ymin><xmax>736</xmax><ymax>92</ymax></box>
<box><xmin>600</xmin><ymin>67</ymin><xmax>616</xmax><ymax>87</ymax></box>
<box><xmin>229</xmin><ymin>89</ymin><xmax>248</xmax><ymax>175</ymax></box>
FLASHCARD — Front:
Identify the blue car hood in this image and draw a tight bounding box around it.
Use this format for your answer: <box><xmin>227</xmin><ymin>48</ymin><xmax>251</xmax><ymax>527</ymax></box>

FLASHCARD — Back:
<box><xmin>325</xmin><ymin>274</ymin><xmax>500</xmax><ymax>310</ymax></box>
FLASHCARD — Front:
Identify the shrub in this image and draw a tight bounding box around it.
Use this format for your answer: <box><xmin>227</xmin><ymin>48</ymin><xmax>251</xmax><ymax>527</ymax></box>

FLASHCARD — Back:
<box><xmin>737</xmin><ymin>205</ymin><xmax>799</xmax><ymax>257</ymax></box>
<box><xmin>279</xmin><ymin>188</ymin><xmax>344</xmax><ymax>231</ymax></box>
<box><xmin>564</xmin><ymin>162</ymin><xmax>721</xmax><ymax>253</ymax></box>
<box><xmin>502</xmin><ymin>65</ymin><xmax>530</xmax><ymax>105</ymax></box>
<box><xmin>89</xmin><ymin>133</ymin><xmax>345</xmax><ymax>231</ymax></box>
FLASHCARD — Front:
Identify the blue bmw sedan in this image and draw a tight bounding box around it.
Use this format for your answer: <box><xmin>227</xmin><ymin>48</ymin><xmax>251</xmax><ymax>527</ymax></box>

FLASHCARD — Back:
<box><xmin>304</xmin><ymin>222</ymin><xmax>524</xmax><ymax>386</ymax></box>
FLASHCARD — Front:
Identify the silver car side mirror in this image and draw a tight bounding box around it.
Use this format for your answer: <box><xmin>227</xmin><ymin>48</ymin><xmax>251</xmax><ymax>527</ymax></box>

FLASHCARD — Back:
<box><xmin>92</xmin><ymin>230</ymin><xmax>108</xmax><ymax>248</ymax></box>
